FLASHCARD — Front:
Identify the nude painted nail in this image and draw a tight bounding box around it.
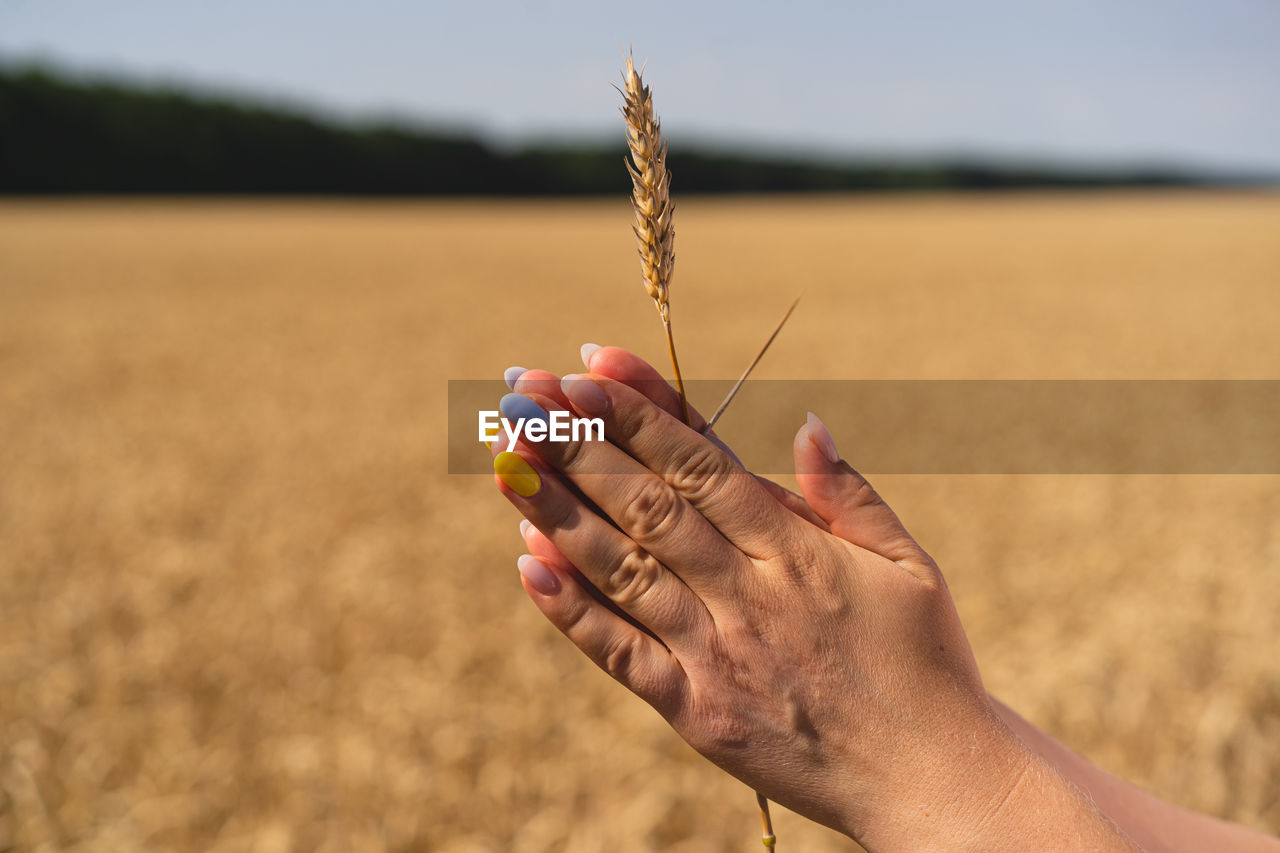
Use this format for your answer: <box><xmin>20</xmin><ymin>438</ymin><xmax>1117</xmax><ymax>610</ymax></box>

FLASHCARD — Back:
<box><xmin>807</xmin><ymin>412</ymin><xmax>840</xmax><ymax>463</ymax></box>
<box><xmin>517</xmin><ymin>554</ymin><xmax>560</xmax><ymax>595</ymax></box>
<box><xmin>561</xmin><ymin>373</ymin><xmax>609</xmax><ymax>415</ymax></box>
<box><xmin>519</xmin><ymin>519</ymin><xmax>532</xmax><ymax>537</ymax></box>
<box><xmin>580</xmin><ymin>343</ymin><xmax>601</xmax><ymax>369</ymax></box>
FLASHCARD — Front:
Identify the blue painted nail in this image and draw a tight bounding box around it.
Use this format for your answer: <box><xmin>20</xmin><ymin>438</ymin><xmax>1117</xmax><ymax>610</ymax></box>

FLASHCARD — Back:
<box><xmin>499</xmin><ymin>393</ymin><xmax>549</xmax><ymax>432</ymax></box>
<box><xmin>503</xmin><ymin>366</ymin><xmax>527</xmax><ymax>390</ymax></box>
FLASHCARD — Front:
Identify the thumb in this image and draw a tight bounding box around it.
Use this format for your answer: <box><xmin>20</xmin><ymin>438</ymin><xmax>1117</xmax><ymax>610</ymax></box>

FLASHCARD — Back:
<box><xmin>794</xmin><ymin>412</ymin><xmax>923</xmax><ymax>565</ymax></box>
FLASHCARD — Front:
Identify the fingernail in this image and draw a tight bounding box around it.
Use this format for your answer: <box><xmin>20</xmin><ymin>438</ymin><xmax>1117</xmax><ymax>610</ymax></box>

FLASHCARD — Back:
<box><xmin>807</xmin><ymin>412</ymin><xmax>840</xmax><ymax>463</ymax></box>
<box><xmin>487</xmin><ymin>427</ymin><xmax>510</xmax><ymax>456</ymax></box>
<box><xmin>499</xmin><ymin>393</ymin><xmax>549</xmax><ymax>434</ymax></box>
<box><xmin>495</xmin><ymin>451</ymin><xmax>541</xmax><ymax>497</ymax></box>
<box><xmin>503</xmin><ymin>365</ymin><xmax>527</xmax><ymax>390</ymax></box>
<box><xmin>519</xmin><ymin>519</ymin><xmax>532</xmax><ymax>537</ymax></box>
<box><xmin>580</xmin><ymin>343</ymin><xmax>601</xmax><ymax>369</ymax></box>
<box><xmin>561</xmin><ymin>373</ymin><xmax>609</xmax><ymax>415</ymax></box>
<box><xmin>517</xmin><ymin>554</ymin><xmax>560</xmax><ymax>595</ymax></box>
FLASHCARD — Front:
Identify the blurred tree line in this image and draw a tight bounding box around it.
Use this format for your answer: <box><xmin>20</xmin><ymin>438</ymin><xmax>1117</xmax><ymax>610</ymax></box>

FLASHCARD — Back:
<box><xmin>1</xmin><ymin>65</ymin><xmax>1205</xmax><ymax>195</ymax></box>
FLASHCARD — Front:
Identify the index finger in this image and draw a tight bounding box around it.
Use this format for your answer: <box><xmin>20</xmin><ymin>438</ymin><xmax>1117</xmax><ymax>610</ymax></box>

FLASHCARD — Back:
<box><xmin>583</xmin><ymin>345</ymin><xmax>709</xmax><ymax>432</ymax></box>
<box><xmin>560</xmin><ymin>373</ymin><xmax>797</xmax><ymax>561</ymax></box>
<box><xmin>582</xmin><ymin>345</ymin><xmax>744</xmax><ymax>467</ymax></box>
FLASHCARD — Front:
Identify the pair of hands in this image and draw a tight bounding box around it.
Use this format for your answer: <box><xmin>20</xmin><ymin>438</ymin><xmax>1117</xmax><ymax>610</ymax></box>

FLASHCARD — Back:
<box><xmin>487</xmin><ymin>345</ymin><xmax>1133</xmax><ymax>851</ymax></box>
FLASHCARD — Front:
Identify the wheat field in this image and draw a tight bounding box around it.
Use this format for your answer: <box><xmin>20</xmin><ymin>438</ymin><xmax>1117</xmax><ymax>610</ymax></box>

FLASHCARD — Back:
<box><xmin>1</xmin><ymin>193</ymin><xmax>1278</xmax><ymax>851</ymax></box>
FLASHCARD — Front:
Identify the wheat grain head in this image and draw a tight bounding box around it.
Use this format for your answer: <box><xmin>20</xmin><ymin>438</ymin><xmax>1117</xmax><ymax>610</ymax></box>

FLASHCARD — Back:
<box><xmin>620</xmin><ymin>51</ymin><xmax>675</xmax><ymax>320</ymax></box>
<box><xmin>619</xmin><ymin>51</ymin><xmax>688</xmax><ymax>421</ymax></box>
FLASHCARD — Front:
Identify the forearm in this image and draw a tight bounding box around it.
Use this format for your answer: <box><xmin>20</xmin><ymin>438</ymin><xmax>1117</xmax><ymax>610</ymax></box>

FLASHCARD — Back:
<box><xmin>991</xmin><ymin>696</ymin><xmax>1280</xmax><ymax>853</ymax></box>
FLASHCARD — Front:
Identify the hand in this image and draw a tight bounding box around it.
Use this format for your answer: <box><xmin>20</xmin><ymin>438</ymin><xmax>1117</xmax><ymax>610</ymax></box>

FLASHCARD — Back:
<box><xmin>504</xmin><ymin>346</ymin><xmax>827</xmax><ymax>528</ymax></box>
<box><xmin>491</xmin><ymin>349</ymin><xmax>1138</xmax><ymax>851</ymax></box>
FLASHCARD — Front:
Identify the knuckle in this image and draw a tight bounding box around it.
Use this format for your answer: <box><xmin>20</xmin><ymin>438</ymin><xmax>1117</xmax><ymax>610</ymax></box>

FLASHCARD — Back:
<box><xmin>540</xmin><ymin>490</ymin><xmax>578</xmax><ymax>532</ymax></box>
<box><xmin>684</xmin><ymin>705</ymin><xmax>751</xmax><ymax>755</ymax></box>
<box><xmin>742</xmin><ymin>511</ymin><xmax>808</xmax><ymax>568</ymax></box>
<box><xmin>598</xmin><ymin>631</ymin><xmax>642</xmax><ymax>681</ymax></box>
<box><xmin>848</xmin><ymin>475</ymin><xmax>884</xmax><ymax>508</ymax></box>
<box><xmin>611</xmin><ymin>394</ymin><xmax>660</xmax><ymax>444</ymax></box>
<box><xmin>669</xmin><ymin>443</ymin><xmax>732</xmax><ymax>503</ymax></box>
<box><xmin>552</xmin><ymin>429</ymin><xmax>588</xmax><ymax>469</ymax></box>
<box><xmin>773</xmin><ymin>529</ymin><xmax>819</xmax><ymax>575</ymax></box>
<box><xmin>621</xmin><ymin>477</ymin><xmax>683</xmax><ymax>542</ymax></box>
<box><xmin>905</xmin><ymin>557</ymin><xmax>946</xmax><ymax>591</ymax></box>
<box><xmin>558</xmin><ymin>589</ymin><xmax>594</xmax><ymax>637</ymax></box>
<box><xmin>603</xmin><ymin>547</ymin><xmax>663</xmax><ymax>608</ymax></box>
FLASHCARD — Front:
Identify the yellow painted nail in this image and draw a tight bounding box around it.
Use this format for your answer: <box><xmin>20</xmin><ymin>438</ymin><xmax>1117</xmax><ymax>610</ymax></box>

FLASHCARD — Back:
<box><xmin>494</xmin><ymin>451</ymin><xmax>541</xmax><ymax>497</ymax></box>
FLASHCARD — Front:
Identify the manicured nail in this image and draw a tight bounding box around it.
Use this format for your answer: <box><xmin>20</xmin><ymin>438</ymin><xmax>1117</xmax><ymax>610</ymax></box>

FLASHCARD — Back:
<box><xmin>486</xmin><ymin>426</ymin><xmax>511</xmax><ymax>455</ymax></box>
<box><xmin>561</xmin><ymin>373</ymin><xmax>610</xmax><ymax>415</ymax></box>
<box><xmin>503</xmin><ymin>365</ymin><xmax>527</xmax><ymax>390</ymax></box>
<box><xmin>499</xmin><ymin>393</ymin><xmax>549</xmax><ymax>433</ymax></box>
<box><xmin>807</xmin><ymin>412</ymin><xmax>840</xmax><ymax>463</ymax></box>
<box><xmin>494</xmin><ymin>451</ymin><xmax>541</xmax><ymax>497</ymax></box>
<box><xmin>517</xmin><ymin>554</ymin><xmax>560</xmax><ymax>595</ymax></box>
<box><xmin>580</xmin><ymin>343</ymin><xmax>601</xmax><ymax>369</ymax></box>
<box><xmin>519</xmin><ymin>519</ymin><xmax>532</xmax><ymax>537</ymax></box>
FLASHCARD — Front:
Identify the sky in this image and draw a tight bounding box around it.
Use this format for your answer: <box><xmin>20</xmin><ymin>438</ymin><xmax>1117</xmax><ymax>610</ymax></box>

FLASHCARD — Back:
<box><xmin>2</xmin><ymin>0</ymin><xmax>1278</xmax><ymax>173</ymax></box>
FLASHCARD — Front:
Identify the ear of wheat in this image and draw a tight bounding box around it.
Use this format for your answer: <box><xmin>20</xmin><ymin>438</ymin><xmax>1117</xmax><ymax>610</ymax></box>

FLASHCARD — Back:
<box><xmin>620</xmin><ymin>51</ymin><xmax>689</xmax><ymax>425</ymax></box>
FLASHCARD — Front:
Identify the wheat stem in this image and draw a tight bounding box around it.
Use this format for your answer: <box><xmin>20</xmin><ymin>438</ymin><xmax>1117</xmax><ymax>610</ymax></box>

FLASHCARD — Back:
<box><xmin>663</xmin><ymin>318</ymin><xmax>690</xmax><ymax>424</ymax></box>
<box><xmin>757</xmin><ymin>790</ymin><xmax>777</xmax><ymax>849</ymax></box>
<box><xmin>706</xmin><ymin>295</ymin><xmax>801</xmax><ymax>431</ymax></box>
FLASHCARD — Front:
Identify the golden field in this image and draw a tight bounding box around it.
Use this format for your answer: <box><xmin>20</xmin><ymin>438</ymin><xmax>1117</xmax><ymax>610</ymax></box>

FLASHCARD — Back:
<box><xmin>1</xmin><ymin>193</ymin><xmax>1278</xmax><ymax>851</ymax></box>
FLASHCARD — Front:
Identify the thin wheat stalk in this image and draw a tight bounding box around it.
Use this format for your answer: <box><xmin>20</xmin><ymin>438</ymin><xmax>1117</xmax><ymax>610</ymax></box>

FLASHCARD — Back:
<box><xmin>619</xmin><ymin>51</ymin><xmax>689</xmax><ymax>425</ymax></box>
<box><xmin>706</xmin><ymin>295</ymin><xmax>802</xmax><ymax>431</ymax></box>
<box><xmin>757</xmin><ymin>791</ymin><xmax>777</xmax><ymax>849</ymax></box>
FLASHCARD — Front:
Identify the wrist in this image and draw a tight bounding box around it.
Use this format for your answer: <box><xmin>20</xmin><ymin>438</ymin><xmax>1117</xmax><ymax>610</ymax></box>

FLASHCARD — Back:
<box><xmin>837</xmin><ymin>701</ymin><xmax>1137</xmax><ymax>852</ymax></box>
<box><xmin>853</xmin><ymin>704</ymin><xmax>1033</xmax><ymax>852</ymax></box>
